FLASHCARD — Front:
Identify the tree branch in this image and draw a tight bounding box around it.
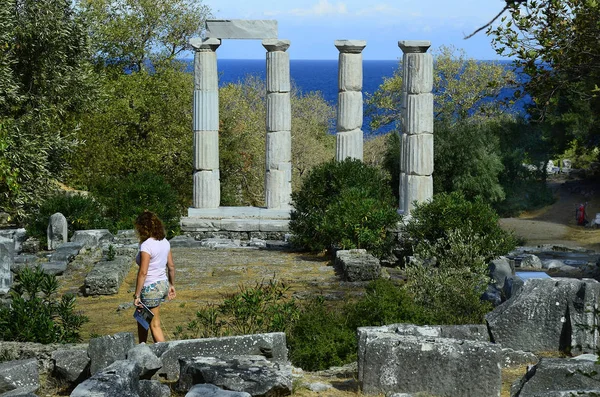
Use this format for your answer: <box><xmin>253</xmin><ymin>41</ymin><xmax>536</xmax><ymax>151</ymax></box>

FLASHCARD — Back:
<box><xmin>464</xmin><ymin>0</ymin><xmax>528</xmax><ymax>39</ymax></box>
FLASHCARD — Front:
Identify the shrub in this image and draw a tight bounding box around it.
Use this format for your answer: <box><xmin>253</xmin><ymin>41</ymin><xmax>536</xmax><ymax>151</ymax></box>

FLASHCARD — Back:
<box><xmin>0</xmin><ymin>267</ymin><xmax>88</xmax><ymax>343</ymax></box>
<box><xmin>403</xmin><ymin>192</ymin><xmax>517</xmax><ymax>261</ymax></box>
<box><xmin>290</xmin><ymin>159</ymin><xmax>400</xmax><ymax>257</ymax></box>
<box><xmin>26</xmin><ymin>193</ymin><xmax>110</xmax><ymax>246</ymax></box>
<box><xmin>91</xmin><ymin>171</ymin><xmax>181</xmax><ymax>237</ymax></box>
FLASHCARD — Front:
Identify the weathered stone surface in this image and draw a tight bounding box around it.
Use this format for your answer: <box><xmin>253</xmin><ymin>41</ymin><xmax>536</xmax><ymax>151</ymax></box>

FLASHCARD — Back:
<box><xmin>206</xmin><ymin>20</ymin><xmax>278</xmax><ymax>39</ymax></box>
<box><xmin>338</xmin><ymin>52</ymin><xmax>363</xmax><ymax>91</ymax></box>
<box><xmin>357</xmin><ymin>324</ymin><xmax>489</xmax><ymax>348</ymax></box>
<box><xmin>398</xmin><ymin>40</ymin><xmax>431</xmax><ymax>53</ymax></box>
<box><xmin>50</xmin><ymin>241</ymin><xmax>84</xmax><ymax>262</ymax></box>
<box><xmin>169</xmin><ymin>235</ymin><xmax>202</xmax><ymax>248</ymax></box>
<box><xmin>194</xmin><ymin>130</ymin><xmax>219</xmax><ymax>170</ymax></box>
<box><xmin>71</xmin><ymin>229</ymin><xmax>113</xmax><ymax>249</ymax></box>
<box><xmin>52</xmin><ymin>349</ymin><xmax>90</xmax><ymax>385</ymax></box>
<box><xmin>403</xmin><ymin>93</ymin><xmax>434</xmax><ymax>134</ymax></box>
<box><xmin>0</xmin><ymin>228</ymin><xmax>27</xmax><ymax>253</ymax></box>
<box><xmin>0</xmin><ymin>236</ymin><xmax>14</xmax><ymax>294</ymax></box>
<box><xmin>266</xmin><ymin>93</ymin><xmax>291</xmax><ymax>132</ymax></box>
<box><xmin>265</xmin><ymin>170</ymin><xmax>291</xmax><ymax>209</ymax></box>
<box><xmin>88</xmin><ymin>332</ymin><xmax>136</xmax><ymax>375</ymax></box>
<box><xmin>258</xmin><ymin>220</ymin><xmax>289</xmax><ymax>233</ymax></box>
<box><xmin>84</xmin><ymin>256</ymin><xmax>132</xmax><ymax>295</ymax></box>
<box><xmin>0</xmin><ymin>359</ymin><xmax>39</xmax><ymax>394</ymax></box>
<box><xmin>127</xmin><ymin>343</ymin><xmax>162</xmax><ymax>379</ymax></box>
<box><xmin>266</xmin><ymin>131</ymin><xmax>291</xmax><ymax>169</ymax></box>
<box><xmin>405</xmin><ymin>174</ymin><xmax>433</xmax><ymax>212</ymax></box>
<box><xmin>402</xmin><ymin>52</ymin><xmax>433</xmax><ymax>94</ymax></box>
<box><xmin>513</xmin><ymin>356</ymin><xmax>600</xmax><ymax>397</ymax></box>
<box><xmin>177</xmin><ymin>355</ymin><xmax>293</xmax><ymax>396</ymax></box>
<box><xmin>139</xmin><ymin>379</ymin><xmax>170</xmax><ymax>397</ymax></box>
<box><xmin>486</xmin><ymin>278</ymin><xmax>600</xmax><ymax>354</ymax></box>
<box><xmin>520</xmin><ymin>254</ymin><xmax>543</xmax><ymax>269</ymax></box>
<box><xmin>1</xmin><ymin>389</ymin><xmax>38</xmax><ymax>396</ymax></box>
<box><xmin>335</xmin><ymin>249</ymin><xmax>381</xmax><ymax>282</ymax></box>
<box><xmin>334</xmin><ymin>39</ymin><xmax>367</xmax><ymax>54</ymax></box>
<box><xmin>262</xmin><ymin>39</ymin><xmax>290</xmax><ymax>53</ymax></box>
<box><xmin>405</xmin><ymin>133</ymin><xmax>433</xmax><ymax>176</ymax></box>
<box><xmin>503</xmin><ymin>274</ymin><xmax>524</xmax><ymax>301</ymax></box>
<box><xmin>0</xmin><ymin>341</ymin><xmax>88</xmax><ymax>373</ymax></box>
<box><xmin>150</xmin><ymin>332</ymin><xmax>288</xmax><ymax>380</ymax></box>
<box><xmin>189</xmin><ymin>37</ymin><xmax>221</xmax><ymax>52</ymax></box>
<box><xmin>336</xmin><ymin>129</ymin><xmax>363</xmax><ymax>161</ymax></box>
<box><xmin>265</xmin><ymin>50</ymin><xmax>290</xmax><ymax>93</ymax></box>
<box><xmin>193</xmin><ymin>170</ymin><xmax>220</xmax><ymax>209</ymax></box>
<box><xmin>193</xmin><ymin>50</ymin><xmax>219</xmax><ymax>91</ymax></box>
<box><xmin>185</xmin><ymin>384</ymin><xmax>252</xmax><ymax>397</ymax></box>
<box><xmin>501</xmin><ymin>348</ymin><xmax>538</xmax><ymax>368</ymax></box>
<box><xmin>489</xmin><ymin>257</ymin><xmax>514</xmax><ymax>288</ymax></box>
<box><xmin>47</xmin><ymin>212</ymin><xmax>68</xmax><ymax>250</ymax></box>
<box><xmin>337</xmin><ymin>91</ymin><xmax>363</xmax><ymax>131</ymax></box>
<box><xmin>193</xmin><ymin>90</ymin><xmax>219</xmax><ymax>132</ymax></box>
<box><xmin>42</xmin><ymin>261</ymin><xmax>68</xmax><ymax>275</ymax></box>
<box><xmin>358</xmin><ymin>332</ymin><xmax>502</xmax><ymax>396</ymax></box>
<box><xmin>71</xmin><ymin>359</ymin><xmax>141</xmax><ymax>397</ymax></box>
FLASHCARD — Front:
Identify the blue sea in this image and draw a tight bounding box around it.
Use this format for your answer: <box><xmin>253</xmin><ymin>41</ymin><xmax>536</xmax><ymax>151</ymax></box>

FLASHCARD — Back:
<box><xmin>183</xmin><ymin>59</ymin><xmax>526</xmax><ymax>135</ymax></box>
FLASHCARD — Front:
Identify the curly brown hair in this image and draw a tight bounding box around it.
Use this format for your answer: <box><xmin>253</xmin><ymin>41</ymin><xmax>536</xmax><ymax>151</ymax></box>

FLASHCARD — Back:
<box><xmin>134</xmin><ymin>210</ymin><xmax>166</xmax><ymax>242</ymax></box>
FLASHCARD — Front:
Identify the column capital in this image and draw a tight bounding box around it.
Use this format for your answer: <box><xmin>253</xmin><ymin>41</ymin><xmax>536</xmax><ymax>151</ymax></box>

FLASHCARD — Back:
<box><xmin>398</xmin><ymin>40</ymin><xmax>431</xmax><ymax>54</ymax></box>
<box><xmin>189</xmin><ymin>37</ymin><xmax>221</xmax><ymax>52</ymax></box>
<box><xmin>262</xmin><ymin>39</ymin><xmax>290</xmax><ymax>52</ymax></box>
<box><xmin>334</xmin><ymin>40</ymin><xmax>367</xmax><ymax>54</ymax></box>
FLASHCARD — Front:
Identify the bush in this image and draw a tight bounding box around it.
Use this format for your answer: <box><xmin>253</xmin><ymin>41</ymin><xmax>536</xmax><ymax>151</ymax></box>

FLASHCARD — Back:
<box><xmin>91</xmin><ymin>171</ymin><xmax>181</xmax><ymax>237</ymax></box>
<box><xmin>26</xmin><ymin>193</ymin><xmax>110</xmax><ymax>246</ymax></box>
<box><xmin>290</xmin><ymin>159</ymin><xmax>400</xmax><ymax>258</ymax></box>
<box><xmin>403</xmin><ymin>192</ymin><xmax>517</xmax><ymax>261</ymax></box>
<box><xmin>0</xmin><ymin>267</ymin><xmax>88</xmax><ymax>343</ymax></box>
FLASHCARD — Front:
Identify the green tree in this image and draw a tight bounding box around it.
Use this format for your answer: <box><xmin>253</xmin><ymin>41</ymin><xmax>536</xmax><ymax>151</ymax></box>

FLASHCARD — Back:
<box><xmin>0</xmin><ymin>0</ymin><xmax>97</xmax><ymax>221</ymax></box>
<box><xmin>490</xmin><ymin>0</ymin><xmax>600</xmax><ymax>152</ymax></box>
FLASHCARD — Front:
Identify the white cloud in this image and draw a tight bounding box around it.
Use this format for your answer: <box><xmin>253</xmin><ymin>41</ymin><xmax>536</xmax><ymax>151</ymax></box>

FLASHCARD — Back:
<box><xmin>265</xmin><ymin>0</ymin><xmax>348</xmax><ymax>17</ymax></box>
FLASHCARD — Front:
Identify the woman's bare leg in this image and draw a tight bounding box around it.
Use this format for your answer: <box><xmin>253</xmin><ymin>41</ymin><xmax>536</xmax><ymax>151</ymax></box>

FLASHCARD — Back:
<box><xmin>149</xmin><ymin>305</ymin><xmax>165</xmax><ymax>342</ymax></box>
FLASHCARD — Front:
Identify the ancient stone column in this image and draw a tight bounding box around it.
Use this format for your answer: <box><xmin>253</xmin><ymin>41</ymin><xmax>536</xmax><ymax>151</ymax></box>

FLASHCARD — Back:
<box><xmin>399</xmin><ymin>40</ymin><xmax>434</xmax><ymax>215</ymax></box>
<box><xmin>190</xmin><ymin>38</ymin><xmax>221</xmax><ymax>208</ymax></box>
<box><xmin>263</xmin><ymin>39</ymin><xmax>292</xmax><ymax>209</ymax></box>
<box><xmin>0</xmin><ymin>236</ymin><xmax>13</xmax><ymax>294</ymax></box>
<box><xmin>335</xmin><ymin>40</ymin><xmax>366</xmax><ymax>161</ymax></box>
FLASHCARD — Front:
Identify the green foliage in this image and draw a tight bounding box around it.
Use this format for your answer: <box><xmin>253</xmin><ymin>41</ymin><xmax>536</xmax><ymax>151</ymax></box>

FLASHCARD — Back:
<box><xmin>290</xmin><ymin>159</ymin><xmax>400</xmax><ymax>257</ymax></box>
<box><xmin>26</xmin><ymin>193</ymin><xmax>110</xmax><ymax>245</ymax></box>
<box><xmin>174</xmin><ymin>279</ymin><xmax>300</xmax><ymax>340</ymax></box>
<box><xmin>0</xmin><ymin>267</ymin><xmax>88</xmax><ymax>343</ymax></box>
<box><xmin>91</xmin><ymin>171</ymin><xmax>181</xmax><ymax>237</ymax></box>
<box><xmin>106</xmin><ymin>244</ymin><xmax>116</xmax><ymax>261</ymax></box>
<box><xmin>404</xmin><ymin>192</ymin><xmax>517</xmax><ymax>261</ymax></box>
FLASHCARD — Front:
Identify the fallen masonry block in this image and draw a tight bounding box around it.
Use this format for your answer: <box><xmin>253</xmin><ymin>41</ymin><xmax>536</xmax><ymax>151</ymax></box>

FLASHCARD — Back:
<box><xmin>52</xmin><ymin>348</ymin><xmax>90</xmax><ymax>385</ymax></box>
<box><xmin>49</xmin><ymin>242</ymin><xmax>84</xmax><ymax>262</ymax></box>
<box><xmin>336</xmin><ymin>249</ymin><xmax>381</xmax><ymax>281</ymax></box>
<box><xmin>71</xmin><ymin>229</ymin><xmax>113</xmax><ymax>249</ymax></box>
<box><xmin>71</xmin><ymin>360</ymin><xmax>141</xmax><ymax>397</ymax></box>
<box><xmin>0</xmin><ymin>358</ymin><xmax>39</xmax><ymax>395</ymax></box>
<box><xmin>84</xmin><ymin>256</ymin><xmax>132</xmax><ymax>295</ymax></box>
<box><xmin>88</xmin><ymin>332</ymin><xmax>135</xmax><ymax>375</ymax></box>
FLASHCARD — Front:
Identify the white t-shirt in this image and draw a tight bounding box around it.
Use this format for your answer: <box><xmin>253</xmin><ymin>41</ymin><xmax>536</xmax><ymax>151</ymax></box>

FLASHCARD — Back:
<box><xmin>137</xmin><ymin>238</ymin><xmax>169</xmax><ymax>286</ymax></box>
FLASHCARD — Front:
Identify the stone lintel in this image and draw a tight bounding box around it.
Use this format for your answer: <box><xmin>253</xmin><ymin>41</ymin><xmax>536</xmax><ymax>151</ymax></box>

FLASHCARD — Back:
<box><xmin>187</xmin><ymin>206</ymin><xmax>291</xmax><ymax>220</ymax></box>
<box><xmin>262</xmin><ymin>39</ymin><xmax>290</xmax><ymax>52</ymax></box>
<box><xmin>335</xmin><ymin>40</ymin><xmax>367</xmax><ymax>54</ymax></box>
<box><xmin>398</xmin><ymin>40</ymin><xmax>431</xmax><ymax>53</ymax></box>
<box><xmin>189</xmin><ymin>37</ymin><xmax>221</xmax><ymax>52</ymax></box>
<box><xmin>206</xmin><ymin>20</ymin><xmax>278</xmax><ymax>39</ymax></box>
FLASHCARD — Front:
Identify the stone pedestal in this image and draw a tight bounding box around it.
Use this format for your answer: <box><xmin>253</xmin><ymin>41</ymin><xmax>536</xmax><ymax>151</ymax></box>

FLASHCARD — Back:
<box><xmin>263</xmin><ymin>39</ymin><xmax>292</xmax><ymax>209</ymax></box>
<box><xmin>190</xmin><ymin>38</ymin><xmax>221</xmax><ymax>208</ymax></box>
<box><xmin>399</xmin><ymin>40</ymin><xmax>433</xmax><ymax>215</ymax></box>
<box><xmin>335</xmin><ymin>40</ymin><xmax>366</xmax><ymax>161</ymax></box>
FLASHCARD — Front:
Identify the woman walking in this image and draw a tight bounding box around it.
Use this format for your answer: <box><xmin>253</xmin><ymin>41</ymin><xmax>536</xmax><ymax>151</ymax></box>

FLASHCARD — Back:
<box><xmin>133</xmin><ymin>210</ymin><xmax>176</xmax><ymax>343</ymax></box>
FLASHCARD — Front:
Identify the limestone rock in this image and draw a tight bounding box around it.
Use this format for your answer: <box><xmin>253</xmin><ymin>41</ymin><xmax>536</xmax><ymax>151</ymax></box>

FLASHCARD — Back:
<box><xmin>71</xmin><ymin>229</ymin><xmax>113</xmax><ymax>249</ymax></box>
<box><xmin>52</xmin><ymin>349</ymin><xmax>90</xmax><ymax>385</ymax></box>
<box><xmin>71</xmin><ymin>359</ymin><xmax>141</xmax><ymax>397</ymax></box>
<box><xmin>49</xmin><ymin>242</ymin><xmax>84</xmax><ymax>262</ymax></box>
<box><xmin>84</xmin><ymin>256</ymin><xmax>132</xmax><ymax>295</ymax></box>
<box><xmin>47</xmin><ymin>212</ymin><xmax>68</xmax><ymax>250</ymax></box>
<box><xmin>335</xmin><ymin>249</ymin><xmax>381</xmax><ymax>282</ymax></box>
<box><xmin>489</xmin><ymin>257</ymin><xmax>513</xmax><ymax>288</ymax></box>
<box><xmin>88</xmin><ymin>332</ymin><xmax>135</xmax><ymax>375</ymax></box>
<box><xmin>185</xmin><ymin>384</ymin><xmax>252</xmax><ymax>397</ymax></box>
<box><xmin>127</xmin><ymin>343</ymin><xmax>162</xmax><ymax>379</ymax></box>
<box><xmin>139</xmin><ymin>379</ymin><xmax>170</xmax><ymax>397</ymax></box>
<box><xmin>520</xmin><ymin>254</ymin><xmax>543</xmax><ymax>269</ymax></box>
<box><xmin>0</xmin><ymin>359</ymin><xmax>39</xmax><ymax>395</ymax></box>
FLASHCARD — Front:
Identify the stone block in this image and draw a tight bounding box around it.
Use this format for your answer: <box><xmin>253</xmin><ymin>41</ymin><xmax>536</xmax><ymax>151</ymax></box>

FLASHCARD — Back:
<box><xmin>338</xmin><ymin>52</ymin><xmax>363</xmax><ymax>91</ymax></box>
<box><xmin>266</xmin><ymin>93</ymin><xmax>291</xmax><ymax>132</ymax></box>
<box><xmin>398</xmin><ymin>40</ymin><xmax>431</xmax><ymax>53</ymax></box>
<box><xmin>189</xmin><ymin>37</ymin><xmax>221</xmax><ymax>51</ymax></box>
<box><xmin>41</xmin><ymin>261</ymin><xmax>68</xmax><ymax>276</ymax></box>
<box><xmin>402</xmin><ymin>52</ymin><xmax>433</xmax><ymax>94</ymax></box>
<box><xmin>265</xmin><ymin>51</ymin><xmax>290</xmax><ymax>93</ymax></box>
<box><xmin>501</xmin><ymin>348</ymin><xmax>538</xmax><ymax>368</ymax></box>
<box><xmin>259</xmin><ymin>220</ymin><xmax>290</xmax><ymax>232</ymax></box>
<box><xmin>194</xmin><ymin>51</ymin><xmax>218</xmax><ymax>91</ymax></box>
<box><xmin>127</xmin><ymin>343</ymin><xmax>162</xmax><ymax>380</ymax></box>
<box><xmin>193</xmin><ymin>130</ymin><xmax>219</xmax><ymax>170</ymax></box>
<box><xmin>47</xmin><ymin>212</ymin><xmax>67</xmax><ymax>250</ymax></box>
<box><xmin>168</xmin><ymin>235</ymin><xmax>202</xmax><ymax>248</ymax></box>
<box><xmin>88</xmin><ymin>333</ymin><xmax>135</xmax><ymax>375</ymax></box>
<box><xmin>186</xmin><ymin>384</ymin><xmax>251</xmax><ymax>397</ymax></box>
<box><xmin>50</xmin><ymin>241</ymin><xmax>84</xmax><ymax>262</ymax></box>
<box><xmin>405</xmin><ymin>133</ymin><xmax>433</xmax><ymax>176</ymax></box>
<box><xmin>336</xmin><ymin>129</ymin><xmax>363</xmax><ymax>161</ymax></box>
<box><xmin>266</xmin><ymin>131</ymin><xmax>292</xmax><ymax>169</ymax></box>
<box><xmin>139</xmin><ymin>379</ymin><xmax>170</xmax><ymax>397</ymax></box>
<box><xmin>206</xmin><ymin>19</ymin><xmax>278</xmax><ymax>39</ymax></box>
<box><xmin>265</xmin><ymin>170</ymin><xmax>291</xmax><ymax>209</ymax></box>
<box><xmin>0</xmin><ymin>228</ymin><xmax>27</xmax><ymax>253</ymax></box>
<box><xmin>358</xmin><ymin>332</ymin><xmax>502</xmax><ymax>396</ymax></box>
<box><xmin>0</xmin><ymin>236</ymin><xmax>14</xmax><ymax>294</ymax></box>
<box><xmin>404</xmin><ymin>93</ymin><xmax>433</xmax><ymax>134</ymax></box>
<box><xmin>220</xmin><ymin>219</ymin><xmax>261</xmax><ymax>232</ymax></box>
<box><xmin>334</xmin><ymin>39</ymin><xmax>367</xmax><ymax>54</ymax></box>
<box><xmin>84</xmin><ymin>256</ymin><xmax>132</xmax><ymax>295</ymax></box>
<box><xmin>150</xmin><ymin>332</ymin><xmax>288</xmax><ymax>380</ymax></box>
<box><xmin>199</xmin><ymin>238</ymin><xmax>242</xmax><ymax>249</ymax></box>
<box><xmin>398</xmin><ymin>172</ymin><xmax>406</xmax><ymax>212</ymax></box>
<box><xmin>71</xmin><ymin>360</ymin><xmax>141</xmax><ymax>397</ymax></box>
<box><xmin>262</xmin><ymin>39</ymin><xmax>290</xmax><ymax>52</ymax></box>
<box><xmin>193</xmin><ymin>90</ymin><xmax>219</xmax><ymax>132</ymax></box>
<box><xmin>52</xmin><ymin>349</ymin><xmax>90</xmax><ymax>385</ymax></box>
<box><xmin>0</xmin><ymin>358</ymin><xmax>39</xmax><ymax>395</ymax></box>
<box><xmin>336</xmin><ymin>249</ymin><xmax>381</xmax><ymax>282</ymax></box>
<box><xmin>405</xmin><ymin>175</ymin><xmax>433</xmax><ymax>212</ymax></box>
<box><xmin>489</xmin><ymin>257</ymin><xmax>513</xmax><ymax>289</ymax></box>
<box><xmin>520</xmin><ymin>254</ymin><xmax>543</xmax><ymax>269</ymax></box>
<box><xmin>193</xmin><ymin>170</ymin><xmax>220</xmax><ymax>209</ymax></box>
<box><xmin>71</xmin><ymin>229</ymin><xmax>113</xmax><ymax>249</ymax></box>
<box><xmin>177</xmin><ymin>355</ymin><xmax>293</xmax><ymax>396</ymax></box>
<box><xmin>337</xmin><ymin>91</ymin><xmax>363</xmax><ymax>131</ymax></box>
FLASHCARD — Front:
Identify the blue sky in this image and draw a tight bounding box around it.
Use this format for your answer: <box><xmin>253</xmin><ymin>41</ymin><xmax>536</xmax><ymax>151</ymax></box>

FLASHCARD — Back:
<box><xmin>201</xmin><ymin>0</ymin><xmax>510</xmax><ymax>60</ymax></box>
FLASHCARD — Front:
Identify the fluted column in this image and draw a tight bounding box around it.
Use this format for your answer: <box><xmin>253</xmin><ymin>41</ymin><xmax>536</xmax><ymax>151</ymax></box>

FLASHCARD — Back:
<box><xmin>190</xmin><ymin>38</ymin><xmax>221</xmax><ymax>208</ymax></box>
<box><xmin>399</xmin><ymin>40</ymin><xmax>434</xmax><ymax>215</ymax></box>
<box><xmin>263</xmin><ymin>39</ymin><xmax>292</xmax><ymax>209</ymax></box>
<box><xmin>335</xmin><ymin>40</ymin><xmax>366</xmax><ymax>161</ymax></box>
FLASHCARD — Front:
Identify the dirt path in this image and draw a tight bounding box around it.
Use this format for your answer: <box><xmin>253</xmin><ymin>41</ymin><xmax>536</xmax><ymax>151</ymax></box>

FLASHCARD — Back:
<box><xmin>500</xmin><ymin>175</ymin><xmax>600</xmax><ymax>251</ymax></box>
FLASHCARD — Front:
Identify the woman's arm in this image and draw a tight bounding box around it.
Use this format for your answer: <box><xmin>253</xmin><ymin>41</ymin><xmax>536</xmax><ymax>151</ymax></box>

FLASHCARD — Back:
<box><xmin>167</xmin><ymin>250</ymin><xmax>176</xmax><ymax>300</ymax></box>
<box><xmin>134</xmin><ymin>251</ymin><xmax>150</xmax><ymax>306</ymax></box>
